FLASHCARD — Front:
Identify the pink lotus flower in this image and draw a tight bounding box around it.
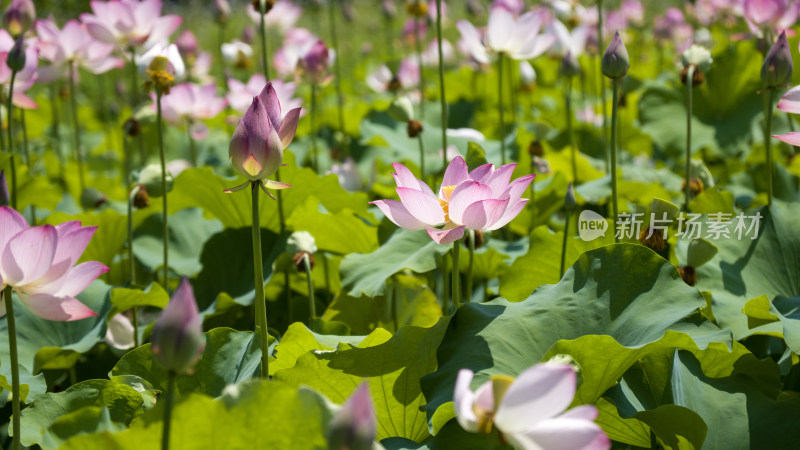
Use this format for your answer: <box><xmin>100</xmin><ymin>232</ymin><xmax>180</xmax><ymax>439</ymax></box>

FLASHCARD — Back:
<box><xmin>227</xmin><ymin>74</ymin><xmax>302</xmax><ymax>117</ymax></box>
<box><xmin>370</xmin><ymin>156</ymin><xmax>534</xmax><ymax>244</ymax></box>
<box><xmin>150</xmin><ymin>83</ymin><xmax>226</xmax><ymax>140</ymax></box>
<box><xmin>80</xmin><ymin>0</ymin><xmax>182</xmax><ymax>50</ymax></box>
<box><xmin>0</xmin><ymin>207</ymin><xmax>108</xmax><ymax>321</ymax></box>
<box><xmin>246</xmin><ymin>0</ymin><xmax>302</xmax><ymax>34</ymax></box>
<box><xmin>34</xmin><ymin>19</ymin><xmax>123</xmax><ymax>83</ymax></box>
<box><xmin>0</xmin><ymin>30</ymin><xmax>38</xmax><ymax>109</ymax></box>
<box><xmin>151</xmin><ymin>278</ymin><xmax>204</xmax><ymax>374</ymax></box>
<box><xmin>272</xmin><ymin>28</ymin><xmax>318</xmax><ymax>78</ymax></box>
<box><xmin>297</xmin><ymin>39</ymin><xmax>332</xmax><ymax>84</ymax></box>
<box><xmin>743</xmin><ymin>0</ymin><xmax>800</xmax><ymax>36</ymax></box>
<box><xmin>328</xmin><ymin>383</ymin><xmax>377</xmax><ymax>450</ymax></box>
<box><xmin>454</xmin><ymin>363</ymin><xmax>610</xmax><ymax>450</ymax></box>
<box><xmin>457</xmin><ymin>6</ymin><xmax>557</xmax><ymax>63</ymax></box>
<box><xmin>366</xmin><ymin>58</ymin><xmax>420</xmax><ymax>94</ymax></box>
<box><xmin>226</xmin><ymin>82</ymin><xmax>301</xmax><ymax>195</ymax></box>
<box><xmin>3</xmin><ymin>0</ymin><xmax>35</xmax><ymax>36</ymax></box>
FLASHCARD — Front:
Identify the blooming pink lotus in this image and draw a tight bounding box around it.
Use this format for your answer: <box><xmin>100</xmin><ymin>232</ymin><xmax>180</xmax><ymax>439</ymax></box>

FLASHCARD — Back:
<box><xmin>742</xmin><ymin>0</ymin><xmax>800</xmax><ymax>36</ymax></box>
<box><xmin>226</xmin><ymin>82</ymin><xmax>301</xmax><ymax>196</ymax></box>
<box><xmin>0</xmin><ymin>207</ymin><xmax>108</xmax><ymax>321</ymax></box>
<box><xmin>371</xmin><ymin>156</ymin><xmax>534</xmax><ymax>244</ymax></box>
<box><xmin>227</xmin><ymin>74</ymin><xmax>302</xmax><ymax>117</ymax></box>
<box><xmin>457</xmin><ymin>5</ymin><xmax>556</xmax><ymax>63</ymax></box>
<box><xmin>273</xmin><ymin>28</ymin><xmax>317</xmax><ymax>77</ymax></box>
<box><xmin>34</xmin><ymin>19</ymin><xmax>123</xmax><ymax>83</ymax></box>
<box><xmin>366</xmin><ymin>58</ymin><xmax>420</xmax><ymax>94</ymax></box>
<box><xmin>455</xmin><ymin>363</ymin><xmax>610</xmax><ymax>450</ymax></box>
<box><xmin>151</xmin><ymin>83</ymin><xmax>226</xmax><ymax>140</ymax></box>
<box><xmin>0</xmin><ymin>30</ymin><xmax>38</xmax><ymax>109</ymax></box>
<box><xmin>80</xmin><ymin>0</ymin><xmax>182</xmax><ymax>50</ymax></box>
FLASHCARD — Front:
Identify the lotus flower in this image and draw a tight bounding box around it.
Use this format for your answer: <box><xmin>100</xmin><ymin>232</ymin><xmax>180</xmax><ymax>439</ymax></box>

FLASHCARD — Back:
<box><xmin>34</xmin><ymin>19</ymin><xmax>123</xmax><ymax>84</ymax></box>
<box><xmin>328</xmin><ymin>383</ymin><xmax>377</xmax><ymax>450</ymax></box>
<box><xmin>151</xmin><ymin>83</ymin><xmax>226</xmax><ymax>140</ymax></box>
<box><xmin>457</xmin><ymin>6</ymin><xmax>556</xmax><ymax>63</ymax></box>
<box><xmin>246</xmin><ymin>0</ymin><xmax>302</xmax><ymax>34</ymax></box>
<box><xmin>366</xmin><ymin>58</ymin><xmax>420</xmax><ymax>94</ymax></box>
<box><xmin>273</xmin><ymin>28</ymin><xmax>326</xmax><ymax>78</ymax></box>
<box><xmin>226</xmin><ymin>82</ymin><xmax>301</xmax><ymax>195</ymax></box>
<box><xmin>370</xmin><ymin>156</ymin><xmax>534</xmax><ymax>244</ymax></box>
<box><xmin>151</xmin><ymin>278</ymin><xmax>204</xmax><ymax>374</ymax></box>
<box><xmin>137</xmin><ymin>41</ymin><xmax>185</xmax><ymax>84</ymax></box>
<box><xmin>3</xmin><ymin>0</ymin><xmax>35</xmax><ymax>36</ymax></box>
<box><xmin>297</xmin><ymin>39</ymin><xmax>332</xmax><ymax>84</ymax></box>
<box><xmin>454</xmin><ymin>363</ymin><xmax>610</xmax><ymax>450</ymax></box>
<box><xmin>743</xmin><ymin>0</ymin><xmax>800</xmax><ymax>36</ymax></box>
<box><xmin>80</xmin><ymin>0</ymin><xmax>182</xmax><ymax>50</ymax></box>
<box><xmin>0</xmin><ymin>30</ymin><xmax>38</xmax><ymax>108</ymax></box>
<box><xmin>0</xmin><ymin>207</ymin><xmax>108</xmax><ymax>321</ymax></box>
<box><xmin>227</xmin><ymin>74</ymin><xmax>302</xmax><ymax>117</ymax></box>
<box><xmin>221</xmin><ymin>39</ymin><xmax>253</xmax><ymax>69</ymax></box>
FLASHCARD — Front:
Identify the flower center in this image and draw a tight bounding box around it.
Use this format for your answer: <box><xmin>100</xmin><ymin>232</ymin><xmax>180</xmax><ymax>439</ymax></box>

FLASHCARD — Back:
<box><xmin>438</xmin><ymin>185</ymin><xmax>456</xmax><ymax>222</ymax></box>
<box><xmin>147</xmin><ymin>56</ymin><xmax>175</xmax><ymax>92</ymax></box>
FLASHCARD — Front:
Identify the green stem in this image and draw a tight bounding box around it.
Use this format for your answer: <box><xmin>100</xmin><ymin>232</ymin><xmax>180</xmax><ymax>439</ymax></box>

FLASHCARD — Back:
<box><xmin>160</xmin><ymin>371</ymin><xmax>176</xmax><ymax>450</ymax></box>
<box><xmin>765</xmin><ymin>88</ymin><xmax>775</xmax><ymax>206</ymax></box>
<box><xmin>684</xmin><ymin>66</ymin><xmax>694</xmax><ymax>211</ymax></box>
<box><xmin>251</xmin><ymin>182</ymin><xmax>269</xmax><ymax>378</ymax></box>
<box><xmin>610</xmin><ymin>78</ymin><xmax>620</xmax><ymax>242</ymax></box>
<box><xmin>129</xmin><ymin>48</ymin><xmax>146</xmax><ymax>166</ymax></box>
<box><xmin>417</xmin><ymin>133</ymin><xmax>426</xmax><ymax>180</ymax></box>
<box><xmin>441</xmin><ymin>253</ymin><xmax>450</xmax><ymax>315</ymax></box>
<box><xmin>327</xmin><ymin>0</ymin><xmax>346</xmax><ymax>146</ymax></box>
<box><xmin>258</xmin><ymin>0</ymin><xmax>271</xmax><ymax>79</ymax></box>
<box><xmin>560</xmin><ymin>213</ymin><xmax>570</xmax><ymax>277</ymax></box>
<box><xmin>49</xmin><ymin>84</ymin><xmax>66</xmax><ymax>179</ymax></box>
<box><xmin>304</xmin><ymin>254</ymin><xmax>316</xmax><ymax>325</ymax></box>
<box><xmin>128</xmin><ymin>185</ymin><xmax>140</xmax><ymax>348</ymax></box>
<box><xmin>284</xmin><ymin>269</ymin><xmax>292</xmax><ymax>323</ymax></box>
<box><xmin>322</xmin><ymin>252</ymin><xmax>331</xmax><ymax>305</ymax></box>
<box><xmin>20</xmin><ymin>110</ymin><xmax>34</xmax><ymax>223</ymax></box>
<box><xmin>566</xmin><ymin>75</ymin><xmax>576</xmax><ymax>183</ymax></box>
<box><xmin>507</xmin><ymin>56</ymin><xmax>518</xmax><ymax>125</ymax></box>
<box><xmin>414</xmin><ymin>17</ymin><xmax>426</xmax><ymax>120</ymax></box>
<box><xmin>389</xmin><ymin>281</ymin><xmax>398</xmax><ymax>332</ymax></box>
<box><xmin>218</xmin><ymin>22</ymin><xmax>227</xmax><ymax>90</ymax></box>
<box><xmin>597</xmin><ymin>0</ymin><xmax>608</xmax><ymax>147</ymax></box>
<box><xmin>435</xmin><ymin>0</ymin><xmax>448</xmax><ymax>159</ymax></box>
<box><xmin>452</xmin><ymin>240</ymin><xmax>461</xmax><ymax>310</ymax></box>
<box><xmin>187</xmin><ymin>124</ymin><xmax>197</xmax><ymax>167</ymax></box>
<box><xmin>4</xmin><ymin>286</ymin><xmax>20</xmax><ymax>450</ymax></box>
<box><xmin>497</xmin><ymin>53</ymin><xmax>506</xmax><ymax>165</ymax></box>
<box><xmin>311</xmin><ymin>83</ymin><xmax>319</xmax><ymax>173</ymax></box>
<box><xmin>275</xmin><ymin>172</ymin><xmax>286</xmax><ymax>234</ymax></box>
<box><xmin>466</xmin><ymin>229</ymin><xmax>475</xmax><ymax>303</ymax></box>
<box><xmin>156</xmin><ymin>88</ymin><xmax>169</xmax><ymax>287</ymax></box>
<box><xmin>68</xmin><ymin>61</ymin><xmax>85</xmax><ymax>193</ymax></box>
<box><xmin>6</xmin><ymin>70</ymin><xmax>18</xmax><ymax>210</ymax></box>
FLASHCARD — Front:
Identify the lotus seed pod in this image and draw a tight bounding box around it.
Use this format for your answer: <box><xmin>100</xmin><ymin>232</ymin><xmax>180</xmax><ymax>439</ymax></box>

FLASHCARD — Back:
<box><xmin>388</xmin><ymin>96</ymin><xmax>415</xmax><ymax>123</ymax></box>
<box><xmin>681</xmin><ymin>44</ymin><xmax>712</xmax><ymax>74</ymax></box>
<box><xmin>137</xmin><ymin>164</ymin><xmax>173</xmax><ymax>198</ymax></box>
<box><xmin>687</xmin><ymin>238</ymin><xmax>718</xmax><ymax>268</ymax></box>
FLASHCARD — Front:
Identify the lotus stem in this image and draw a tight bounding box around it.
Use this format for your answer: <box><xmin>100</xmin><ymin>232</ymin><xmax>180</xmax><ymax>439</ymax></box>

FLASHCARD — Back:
<box><xmin>160</xmin><ymin>371</ymin><xmax>176</xmax><ymax>450</ymax></box>
<box><xmin>218</xmin><ymin>22</ymin><xmax>227</xmax><ymax>90</ymax></box>
<box><xmin>466</xmin><ymin>229</ymin><xmax>475</xmax><ymax>303</ymax></box>
<box><xmin>49</xmin><ymin>84</ymin><xmax>66</xmax><ymax>179</ymax></box>
<box><xmin>560</xmin><ymin>212</ymin><xmax>570</xmax><ymax>278</ymax></box>
<box><xmin>441</xmin><ymin>253</ymin><xmax>450</xmax><ymax>315</ymax></box>
<box><xmin>435</xmin><ymin>0</ymin><xmax>448</xmax><ymax>161</ymax></box>
<box><xmin>129</xmin><ymin>47</ymin><xmax>146</xmax><ymax>165</ymax></box>
<box><xmin>251</xmin><ymin>182</ymin><xmax>270</xmax><ymax>378</ymax></box>
<box><xmin>507</xmin><ymin>56</ymin><xmax>518</xmax><ymax>125</ymax></box>
<box><xmin>6</xmin><ymin>70</ymin><xmax>18</xmax><ymax>210</ymax></box>
<box><xmin>128</xmin><ymin>185</ymin><xmax>140</xmax><ymax>348</ymax></box>
<box><xmin>303</xmin><ymin>253</ymin><xmax>316</xmax><ymax>326</ymax></box>
<box><xmin>20</xmin><ymin>110</ymin><xmax>34</xmax><ymax>223</ymax></box>
<box><xmin>610</xmin><ymin>78</ymin><xmax>620</xmax><ymax>243</ymax></box>
<box><xmin>258</xmin><ymin>0</ymin><xmax>270</xmax><ymax>79</ymax></box>
<box><xmin>327</xmin><ymin>0</ymin><xmax>346</xmax><ymax>148</ymax></box>
<box><xmin>311</xmin><ymin>82</ymin><xmax>319</xmax><ymax>173</ymax></box>
<box><xmin>764</xmin><ymin>87</ymin><xmax>776</xmax><ymax>206</ymax></box>
<box><xmin>68</xmin><ymin>61</ymin><xmax>85</xmax><ymax>194</ymax></box>
<box><xmin>497</xmin><ymin>52</ymin><xmax>506</xmax><ymax>165</ymax></box>
<box><xmin>3</xmin><ymin>286</ymin><xmax>20</xmax><ymax>450</ymax></box>
<box><xmin>684</xmin><ymin>65</ymin><xmax>694</xmax><ymax>211</ymax></box>
<box><xmin>452</xmin><ymin>240</ymin><xmax>461</xmax><ymax>310</ymax></box>
<box><xmin>389</xmin><ymin>281</ymin><xmax>398</xmax><ymax>332</ymax></box>
<box><xmin>566</xmin><ymin>75</ymin><xmax>576</xmax><ymax>183</ymax></box>
<box><xmin>155</xmin><ymin>88</ymin><xmax>169</xmax><ymax>287</ymax></box>
<box><xmin>186</xmin><ymin>124</ymin><xmax>197</xmax><ymax>167</ymax></box>
<box><xmin>417</xmin><ymin>133</ymin><xmax>426</xmax><ymax>180</ymax></box>
<box><xmin>597</xmin><ymin>0</ymin><xmax>608</xmax><ymax>147</ymax></box>
<box><xmin>414</xmin><ymin>17</ymin><xmax>426</xmax><ymax>120</ymax></box>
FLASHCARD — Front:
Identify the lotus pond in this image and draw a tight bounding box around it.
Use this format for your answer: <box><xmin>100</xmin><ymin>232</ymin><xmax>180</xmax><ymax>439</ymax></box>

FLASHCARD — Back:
<box><xmin>0</xmin><ymin>0</ymin><xmax>799</xmax><ymax>449</ymax></box>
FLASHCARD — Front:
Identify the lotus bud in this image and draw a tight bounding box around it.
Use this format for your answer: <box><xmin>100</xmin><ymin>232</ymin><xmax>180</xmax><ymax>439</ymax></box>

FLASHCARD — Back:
<box><xmin>138</xmin><ymin>164</ymin><xmax>174</xmax><ymax>198</ymax></box>
<box><xmin>601</xmin><ymin>31</ymin><xmax>629</xmax><ymax>79</ymax></box>
<box><xmin>297</xmin><ymin>39</ymin><xmax>331</xmax><ymax>84</ymax></box>
<box><xmin>6</xmin><ymin>36</ymin><xmax>26</xmax><ymax>72</ymax></box>
<box><xmin>3</xmin><ymin>0</ymin><xmax>35</xmax><ymax>36</ymax></box>
<box><xmin>564</xmin><ymin>183</ymin><xmax>576</xmax><ymax>212</ymax></box>
<box><xmin>686</xmin><ymin>238</ymin><xmax>717</xmax><ymax>269</ymax></box>
<box><xmin>328</xmin><ymin>383</ymin><xmax>377</xmax><ymax>450</ymax></box>
<box><xmin>287</xmin><ymin>231</ymin><xmax>318</xmax><ymax>254</ymax></box>
<box><xmin>151</xmin><ymin>278</ymin><xmax>205</xmax><ymax>375</ymax></box>
<box><xmin>388</xmin><ymin>96</ymin><xmax>415</xmax><ymax>123</ymax></box>
<box><xmin>761</xmin><ymin>31</ymin><xmax>792</xmax><ymax>89</ymax></box>
<box><xmin>229</xmin><ymin>97</ymin><xmax>282</xmax><ymax>181</ymax></box>
<box><xmin>681</xmin><ymin>44</ymin><xmax>712</xmax><ymax>74</ymax></box>
<box><xmin>214</xmin><ymin>0</ymin><xmax>231</xmax><ymax>23</ymax></box>
<box><xmin>0</xmin><ymin>171</ymin><xmax>9</xmax><ymax>207</ymax></box>
<box><xmin>559</xmin><ymin>52</ymin><xmax>581</xmax><ymax>78</ymax></box>
<box><xmin>176</xmin><ymin>30</ymin><xmax>198</xmax><ymax>64</ymax></box>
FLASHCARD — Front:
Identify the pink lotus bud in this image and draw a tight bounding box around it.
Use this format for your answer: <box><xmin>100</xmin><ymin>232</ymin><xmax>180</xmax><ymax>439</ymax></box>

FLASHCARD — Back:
<box><xmin>762</xmin><ymin>30</ymin><xmax>792</xmax><ymax>89</ymax></box>
<box><xmin>601</xmin><ymin>31</ymin><xmax>629</xmax><ymax>79</ymax></box>
<box><xmin>3</xmin><ymin>0</ymin><xmax>35</xmax><ymax>36</ymax></box>
<box><xmin>176</xmin><ymin>30</ymin><xmax>198</xmax><ymax>63</ymax></box>
<box><xmin>151</xmin><ymin>278</ymin><xmax>205</xmax><ymax>375</ymax></box>
<box><xmin>328</xmin><ymin>383</ymin><xmax>376</xmax><ymax>450</ymax></box>
<box><xmin>297</xmin><ymin>39</ymin><xmax>331</xmax><ymax>84</ymax></box>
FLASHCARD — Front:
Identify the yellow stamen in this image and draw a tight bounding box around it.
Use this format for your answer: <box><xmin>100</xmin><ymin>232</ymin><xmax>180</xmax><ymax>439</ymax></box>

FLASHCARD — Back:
<box><xmin>147</xmin><ymin>56</ymin><xmax>175</xmax><ymax>92</ymax></box>
<box><xmin>438</xmin><ymin>185</ymin><xmax>456</xmax><ymax>222</ymax></box>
